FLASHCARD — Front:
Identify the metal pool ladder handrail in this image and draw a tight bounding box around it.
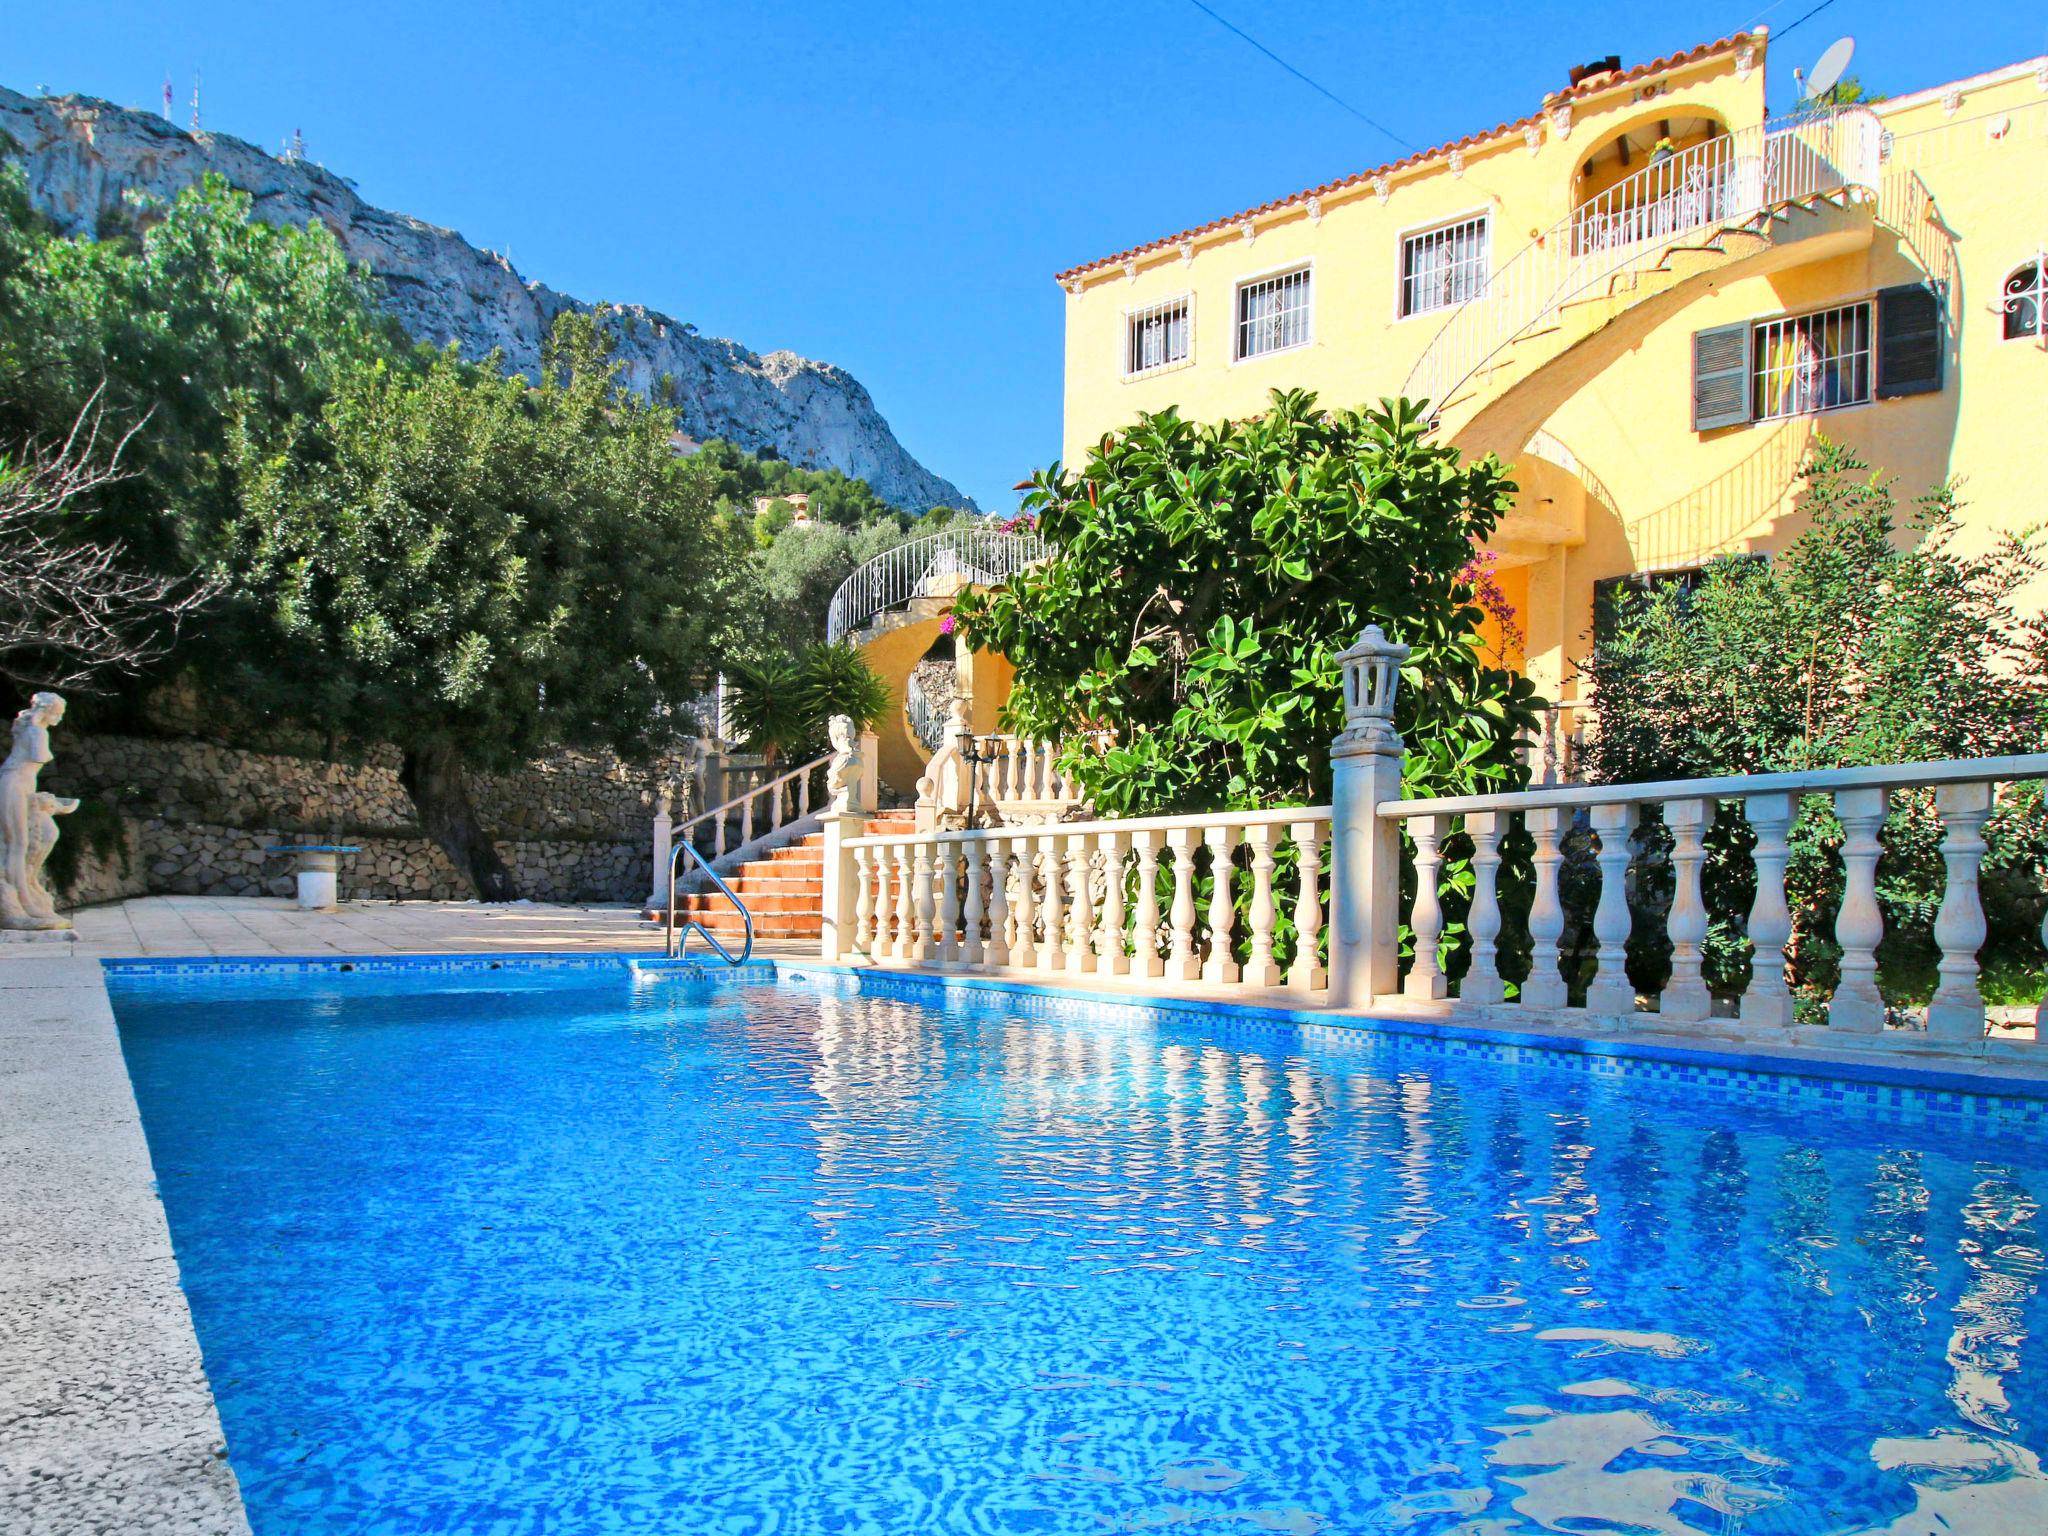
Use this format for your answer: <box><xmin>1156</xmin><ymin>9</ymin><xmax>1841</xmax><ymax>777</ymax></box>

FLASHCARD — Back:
<box><xmin>663</xmin><ymin>838</ymin><xmax>754</xmax><ymax>963</ymax></box>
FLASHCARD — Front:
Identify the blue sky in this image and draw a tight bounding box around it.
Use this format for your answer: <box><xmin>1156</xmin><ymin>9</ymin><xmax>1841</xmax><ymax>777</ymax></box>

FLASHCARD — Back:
<box><xmin>7</xmin><ymin>2</ymin><xmax>2039</xmax><ymax>511</ymax></box>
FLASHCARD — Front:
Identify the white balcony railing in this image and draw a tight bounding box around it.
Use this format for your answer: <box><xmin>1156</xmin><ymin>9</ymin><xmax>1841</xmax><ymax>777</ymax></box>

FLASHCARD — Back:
<box><xmin>1381</xmin><ymin>755</ymin><xmax>2048</xmax><ymax>1035</ymax></box>
<box><xmin>825</xmin><ymin>529</ymin><xmax>1052</xmax><ymax>645</ymax></box>
<box><xmin>1405</xmin><ymin>107</ymin><xmax>1883</xmax><ymax>417</ymax></box>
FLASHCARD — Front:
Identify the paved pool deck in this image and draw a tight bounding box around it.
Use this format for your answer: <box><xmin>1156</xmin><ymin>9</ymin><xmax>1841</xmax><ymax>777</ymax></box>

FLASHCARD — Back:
<box><xmin>5</xmin><ymin>895</ymin><xmax>2044</xmax><ymax>1533</ymax></box>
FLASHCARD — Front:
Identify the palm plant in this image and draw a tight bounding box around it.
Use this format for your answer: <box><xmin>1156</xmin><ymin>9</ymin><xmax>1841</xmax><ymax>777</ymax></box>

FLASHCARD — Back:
<box><xmin>721</xmin><ymin>654</ymin><xmax>811</xmax><ymax>766</ymax></box>
<box><xmin>722</xmin><ymin>643</ymin><xmax>890</xmax><ymax>767</ymax></box>
<box><xmin>799</xmin><ymin>641</ymin><xmax>891</xmax><ymax>735</ymax></box>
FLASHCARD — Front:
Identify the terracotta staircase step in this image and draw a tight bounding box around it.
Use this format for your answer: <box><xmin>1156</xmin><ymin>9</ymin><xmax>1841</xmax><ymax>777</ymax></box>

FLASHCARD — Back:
<box><xmin>679</xmin><ymin>892</ymin><xmax>820</xmax><ymax>916</ymax></box>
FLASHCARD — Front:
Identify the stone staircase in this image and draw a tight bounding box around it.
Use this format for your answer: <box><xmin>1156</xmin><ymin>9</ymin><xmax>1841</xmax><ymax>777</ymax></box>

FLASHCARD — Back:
<box><xmin>670</xmin><ymin>809</ymin><xmax>917</xmax><ymax>943</ymax></box>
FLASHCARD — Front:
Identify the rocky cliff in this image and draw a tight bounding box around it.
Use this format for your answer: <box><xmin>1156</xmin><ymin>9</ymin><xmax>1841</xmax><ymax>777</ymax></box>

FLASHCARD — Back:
<box><xmin>0</xmin><ymin>87</ymin><xmax>971</xmax><ymax>511</ymax></box>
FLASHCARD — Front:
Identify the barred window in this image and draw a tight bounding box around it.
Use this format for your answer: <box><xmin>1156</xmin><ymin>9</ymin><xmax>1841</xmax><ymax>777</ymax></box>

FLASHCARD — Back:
<box><xmin>1125</xmin><ymin>296</ymin><xmax>1192</xmax><ymax>377</ymax></box>
<box><xmin>1400</xmin><ymin>215</ymin><xmax>1489</xmax><ymax>317</ymax></box>
<box><xmin>1752</xmin><ymin>302</ymin><xmax>1872</xmax><ymax>420</ymax></box>
<box><xmin>2003</xmin><ymin>262</ymin><xmax>2045</xmax><ymax>341</ymax></box>
<box><xmin>1234</xmin><ymin>268</ymin><xmax>1312</xmax><ymax>360</ymax></box>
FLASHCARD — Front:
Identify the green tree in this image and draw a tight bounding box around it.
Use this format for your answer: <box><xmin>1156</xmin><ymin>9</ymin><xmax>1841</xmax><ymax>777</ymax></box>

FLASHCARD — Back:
<box><xmin>1584</xmin><ymin>440</ymin><xmax>2048</xmax><ymax>1008</ymax></box>
<box><xmin>957</xmin><ymin>391</ymin><xmax>1544</xmax><ymax>816</ymax></box>
<box><xmin>222</xmin><ymin>313</ymin><xmax>750</xmax><ymax>896</ymax></box>
<box><xmin>0</xmin><ymin>171</ymin><xmax>403</xmax><ymax>577</ymax></box>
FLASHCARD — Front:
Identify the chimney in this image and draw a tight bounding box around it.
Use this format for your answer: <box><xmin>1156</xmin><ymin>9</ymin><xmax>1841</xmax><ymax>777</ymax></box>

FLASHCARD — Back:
<box><xmin>1567</xmin><ymin>55</ymin><xmax>1622</xmax><ymax>88</ymax></box>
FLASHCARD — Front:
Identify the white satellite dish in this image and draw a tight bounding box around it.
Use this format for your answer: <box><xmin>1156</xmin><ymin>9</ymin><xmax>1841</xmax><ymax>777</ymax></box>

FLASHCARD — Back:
<box><xmin>1805</xmin><ymin>36</ymin><xmax>1856</xmax><ymax>103</ymax></box>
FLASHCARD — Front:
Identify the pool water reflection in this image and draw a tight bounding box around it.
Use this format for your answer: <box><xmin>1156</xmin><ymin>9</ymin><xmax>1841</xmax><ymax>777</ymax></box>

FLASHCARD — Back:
<box><xmin>112</xmin><ymin>971</ymin><xmax>2048</xmax><ymax>1534</ymax></box>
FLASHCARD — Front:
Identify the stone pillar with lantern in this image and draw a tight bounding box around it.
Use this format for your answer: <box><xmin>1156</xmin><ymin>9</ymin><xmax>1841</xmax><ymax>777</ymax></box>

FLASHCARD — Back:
<box><xmin>1328</xmin><ymin>626</ymin><xmax>1410</xmax><ymax>1009</ymax></box>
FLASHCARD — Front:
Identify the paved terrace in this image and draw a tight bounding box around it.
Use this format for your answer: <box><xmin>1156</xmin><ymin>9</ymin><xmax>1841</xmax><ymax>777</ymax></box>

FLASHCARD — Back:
<box><xmin>5</xmin><ymin>896</ymin><xmax>2045</xmax><ymax>1534</ymax></box>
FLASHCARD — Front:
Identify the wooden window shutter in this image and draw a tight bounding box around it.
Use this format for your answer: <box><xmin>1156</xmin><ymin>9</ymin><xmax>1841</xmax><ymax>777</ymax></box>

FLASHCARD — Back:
<box><xmin>1877</xmin><ymin>282</ymin><xmax>1944</xmax><ymax>397</ymax></box>
<box><xmin>1691</xmin><ymin>321</ymin><xmax>1751</xmax><ymax>431</ymax></box>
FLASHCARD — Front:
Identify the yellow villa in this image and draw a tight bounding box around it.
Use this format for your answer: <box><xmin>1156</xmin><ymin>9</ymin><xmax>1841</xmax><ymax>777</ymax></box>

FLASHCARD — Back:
<box><xmin>1054</xmin><ymin>29</ymin><xmax>2048</xmax><ymax>766</ymax></box>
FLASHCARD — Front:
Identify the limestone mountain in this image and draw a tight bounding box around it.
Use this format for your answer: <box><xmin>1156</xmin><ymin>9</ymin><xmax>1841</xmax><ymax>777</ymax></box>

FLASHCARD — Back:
<box><xmin>0</xmin><ymin>86</ymin><xmax>971</xmax><ymax>512</ymax></box>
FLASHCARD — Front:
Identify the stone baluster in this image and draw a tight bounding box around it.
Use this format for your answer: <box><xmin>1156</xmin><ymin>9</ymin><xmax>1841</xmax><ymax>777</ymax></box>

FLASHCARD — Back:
<box><xmin>1741</xmin><ymin>793</ymin><xmax>1795</xmax><ymax>1027</ymax></box>
<box><xmin>1166</xmin><ymin>828</ymin><xmax>1200</xmax><ymax>982</ymax></box>
<box><xmin>740</xmin><ymin>791</ymin><xmax>754</xmax><ymax>849</ymax></box>
<box><xmin>798</xmin><ymin>771</ymin><xmax>811</xmax><ymax>820</ymax></box>
<box><xmin>936</xmin><ymin>842</ymin><xmax>961</xmax><ymax>967</ymax></box>
<box><xmin>853</xmin><ymin>844</ymin><xmax>876</xmax><ymax>957</ymax></box>
<box><xmin>1584</xmin><ymin>803</ymin><xmax>1641</xmax><ymax>1017</ymax></box>
<box><xmin>713</xmin><ymin>806</ymin><xmax>728</xmax><ymax>861</ymax></box>
<box><xmin>1096</xmin><ymin>831</ymin><xmax>1129</xmax><ymax>978</ymax></box>
<box><xmin>1460</xmin><ymin>811</ymin><xmax>1505</xmax><ymax>1005</ymax></box>
<box><xmin>1829</xmin><ymin>788</ymin><xmax>1889</xmax><ymax>1033</ymax></box>
<box><xmin>1009</xmin><ymin>835</ymin><xmax>1038</xmax><ymax>970</ymax></box>
<box><xmin>1202</xmin><ymin>825</ymin><xmax>1240</xmax><ymax>985</ymax></box>
<box><xmin>1404</xmin><ymin>814</ymin><xmax>1450</xmax><ymax>1001</ymax></box>
<box><xmin>984</xmin><ymin>839</ymin><xmax>1009</xmax><ymax>967</ymax></box>
<box><xmin>867</xmin><ymin>844</ymin><xmax>888</xmax><ymax>955</ymax></box>
<box><xmin>892</xmin><ymin>843</ymin><xmax>916</xmax><ymax>962</ymax></box>
<box><xmin>1037</xmin><ymin>832</ymin><xmax>1066</xmax><ymax>975</ymax></box>
<box><xmin>1243</xmin><ymin>823</ymin><xmax>1281</xmax><ymax>988</ymax></box>
<box><xmin>1288</xmin><ymin>821</ymin><xmax>1326</xmax><ymax>992</ymax></box>
<box><xmin>1066</xmin><ymin>833</ymin><xmax>1094</xmax><ymax>976</ymax></box>
<box><xmin>1928</xmin><ymin>782</ymin><xmax>1992</xmax><ymax>1041</ymax></box>
<box><xmin>1132</xmin><ymin>829</ymin><xmax>1164</xmax><ymax>979</ymax></box>
<box><xmin>909</xmin><ymin>842</ymin><xmax>936</xmax><ymax>964</ymax></box>
<box><xmin>961</xmin><ymin>840</ymin><xmax>986</xmax><ymax>968</ymax></box>
<box><xmin>1660</xmin><ymin>799</ymin><xmax>1714</xmax><ymax>1024</ymax></box>
<box><xmin>1522</xmin><ymin>807</ymin><xmax>1570</xmax><ymax>1009</ymax></box>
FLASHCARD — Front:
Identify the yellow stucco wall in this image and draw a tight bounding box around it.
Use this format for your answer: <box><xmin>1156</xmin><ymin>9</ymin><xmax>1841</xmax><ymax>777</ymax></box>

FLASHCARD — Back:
<box><xmin>1057</xmin><ymin>31</ymin><xmax>2048</xmax><ymax>715</ymax></box>
<box><xmin>855</xmin><ymin>610</ymin><xmax>1023</xmax><ymax>799</ymax></box>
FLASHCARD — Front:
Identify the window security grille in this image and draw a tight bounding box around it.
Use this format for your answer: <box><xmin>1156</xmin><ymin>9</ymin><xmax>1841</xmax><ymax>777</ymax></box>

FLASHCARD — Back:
<box><xmin>1752</xmin><ymin>302</ymin><xmax>1872</xmax><ymax>420</ymax></box>
<box><xmin>1401</xmin><ymin>216</ymin><xmax>1489</xmax><ymax>317</ymax></box>
<box><xmin>1125</xmin><ymin>297</ymin><xmax>1192</xmax><ymax>377</ymax></box>
<box><xmin>1235</xmin><ymin>268</ymin><xmax>1311</xmax><ymax>359</ymax></box>
<box><xmin>2003</xmin><ymin>262</ymin><xmax>2045</xmax><ymax>341</ymax></box>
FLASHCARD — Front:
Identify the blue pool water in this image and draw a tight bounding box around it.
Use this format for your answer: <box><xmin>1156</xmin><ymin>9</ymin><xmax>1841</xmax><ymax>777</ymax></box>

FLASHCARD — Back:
<box><xmin>111</xmin><ymin>964</ymin><xmax>2048</xmax><ymax>1535</ymax></box>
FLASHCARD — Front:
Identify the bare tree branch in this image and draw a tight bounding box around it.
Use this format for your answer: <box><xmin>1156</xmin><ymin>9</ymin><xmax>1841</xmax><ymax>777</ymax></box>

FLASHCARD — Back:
<box><xmin>0</xmin><ymin>387</ymin><xmax>220</xmax><ymax>692</ymax></box>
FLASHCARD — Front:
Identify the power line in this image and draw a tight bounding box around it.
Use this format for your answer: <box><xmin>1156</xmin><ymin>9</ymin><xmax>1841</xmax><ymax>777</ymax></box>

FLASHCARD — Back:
<box><xmin>1183</xmin><ymin>0</ymin><xmax>1418</xmax><ymax>152</ymax></box>
<box><xmin>1773</xmin><ymin>0</ymin><xmax>1844</xmax><ymax>43</ymax></box>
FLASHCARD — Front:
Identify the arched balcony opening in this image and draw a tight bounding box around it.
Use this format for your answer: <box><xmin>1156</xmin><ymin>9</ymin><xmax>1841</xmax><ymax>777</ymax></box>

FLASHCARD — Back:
<box><xmin>1569</xmin><ymin>111</ymin><xmax>1734</xmax><ymax>257</ymax></box>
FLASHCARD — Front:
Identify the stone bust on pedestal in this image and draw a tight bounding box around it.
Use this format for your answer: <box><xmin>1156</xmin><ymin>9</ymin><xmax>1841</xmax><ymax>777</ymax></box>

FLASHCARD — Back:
<box><xmin>1</xmin><ymin>692</ymin><xmax>78</xmax><ymax>932</ymax></box>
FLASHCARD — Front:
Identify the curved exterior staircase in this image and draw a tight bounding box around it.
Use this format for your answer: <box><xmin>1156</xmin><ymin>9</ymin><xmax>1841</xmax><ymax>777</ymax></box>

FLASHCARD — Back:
<box><xmin>1407</xmin><ymin>107</ymin><xmax>1885</xmax><ymax>457</ymax></box>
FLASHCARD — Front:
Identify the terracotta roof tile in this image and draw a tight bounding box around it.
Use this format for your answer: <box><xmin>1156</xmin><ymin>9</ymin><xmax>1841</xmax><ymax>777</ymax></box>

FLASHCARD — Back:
<box><xmin>1053</xmin><ymin>31</ymin><xmax>1758</xmax><ymax>285</ymax></box>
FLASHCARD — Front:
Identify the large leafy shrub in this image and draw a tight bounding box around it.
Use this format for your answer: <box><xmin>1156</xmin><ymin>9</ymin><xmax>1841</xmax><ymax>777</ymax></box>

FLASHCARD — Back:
<box><xmin>1583</xmin><ymin>440</ymin><xmax>2048</xmax><ymax>1011</ymax></box>
<box><xmin>956</xmin><ymin>391</ymin><xmax>1544</xmax><ymax>816</ymax></box>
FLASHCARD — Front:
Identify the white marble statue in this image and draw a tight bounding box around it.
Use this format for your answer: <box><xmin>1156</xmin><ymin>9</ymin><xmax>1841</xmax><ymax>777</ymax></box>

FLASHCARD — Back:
<box><xmin>1</xmin><ymin>692</ymin><xmax>76</xmax><ymax>931</ymax></box>
<box><xmin>825</xmin><ymin>714</ymin><xmax>862</xmax><ymax>814</ymax></box>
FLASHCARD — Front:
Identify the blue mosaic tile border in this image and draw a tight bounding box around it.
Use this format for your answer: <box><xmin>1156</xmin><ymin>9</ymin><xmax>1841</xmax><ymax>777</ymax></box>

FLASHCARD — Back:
<box><xmin>774</xmin><ymin>963</ymin><xmax>2048</xmax><ymax>1140</ymax></box>
<box><xmin>102</xmin><ymin>951</ymin><xmax>777</xmax><ymax>991</ymax></box>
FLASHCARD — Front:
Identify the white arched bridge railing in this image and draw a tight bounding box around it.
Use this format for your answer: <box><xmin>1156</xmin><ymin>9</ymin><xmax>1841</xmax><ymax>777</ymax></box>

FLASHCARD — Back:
<box><xmin>826</xmin><ymin>529</ymin><xmax>1052</xmax><ymax>645</ymax></box>
<box><xmin>1405</xmin><ymin>106</ymin><xmax>1883</xmax><ymax>417</ymax></box>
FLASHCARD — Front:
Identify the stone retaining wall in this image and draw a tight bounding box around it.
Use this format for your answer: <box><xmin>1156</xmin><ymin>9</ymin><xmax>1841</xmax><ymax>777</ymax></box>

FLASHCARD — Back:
<box><xmin>46</xmin><ymin>733</ymin><xmax>679</xmax><ymax>907</ymax></box>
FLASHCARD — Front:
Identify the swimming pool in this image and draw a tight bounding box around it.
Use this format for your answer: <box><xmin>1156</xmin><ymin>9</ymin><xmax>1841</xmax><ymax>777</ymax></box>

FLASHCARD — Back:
<box><xmin>110</xmin><ymin>959</ymin><xmax>2048</xmax><ymax>1534</ymax></box>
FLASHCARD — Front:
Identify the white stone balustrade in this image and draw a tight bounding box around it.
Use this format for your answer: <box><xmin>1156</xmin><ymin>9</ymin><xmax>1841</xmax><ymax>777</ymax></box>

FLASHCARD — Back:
<box><xmin>816</xmin><ymin>622</ymin><xmax>2048</xmax><ymax>1051</ymax></box>
<box><xmin>915</xmin><ymin>725</ymin><xmax>1094</xmax><ymax>831</ymax></box>
<box><xmin>1379</xmin><ymin>755</ymin><xmax>2048</xmax><ymax>1038</ymax></box>
<box><xmin>839</xmin><ymin>806</ymin><xmax>1335</xmax><ymax>1002</ymax></box>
